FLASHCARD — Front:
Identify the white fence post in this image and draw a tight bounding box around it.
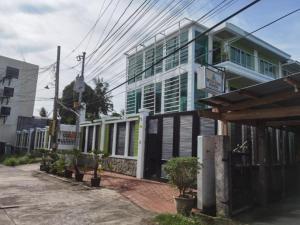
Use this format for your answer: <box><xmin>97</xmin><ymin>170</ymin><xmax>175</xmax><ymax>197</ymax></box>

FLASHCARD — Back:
<box><xmin>136</xmin><ymin>109</ymin><xmax>150</xmax><ymax>179</ymax></box>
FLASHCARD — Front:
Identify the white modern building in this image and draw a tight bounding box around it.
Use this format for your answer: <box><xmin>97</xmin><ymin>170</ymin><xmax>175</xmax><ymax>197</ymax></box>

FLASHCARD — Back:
<box><xmin>0</xmin><ymin>55</ymin><xmax>39</xmax><ymax>148</ymax></box>
<box><xmin>125</xmin><ymin>19</ymin><xmax>300</xmax><ymax>115</ymax></box>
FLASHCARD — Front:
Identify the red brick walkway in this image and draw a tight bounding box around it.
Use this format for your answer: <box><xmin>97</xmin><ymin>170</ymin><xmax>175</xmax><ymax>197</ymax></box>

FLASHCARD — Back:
<box><xmin>83</xmin><ymin>171</ymin><xmax>177</xmax><ymax>213</ymax></box>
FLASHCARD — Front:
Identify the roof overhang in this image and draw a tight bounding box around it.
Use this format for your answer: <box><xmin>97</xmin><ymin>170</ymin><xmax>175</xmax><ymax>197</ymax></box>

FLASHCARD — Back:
<box><xmin>213</xmin><ymin>23</ymin><xmax>291</xmax><ymax>61</ymax></box>
<box><xmin>198</xmin><ymin>72</ymin><xmax>300</xmax><ymax>130</ymax></box>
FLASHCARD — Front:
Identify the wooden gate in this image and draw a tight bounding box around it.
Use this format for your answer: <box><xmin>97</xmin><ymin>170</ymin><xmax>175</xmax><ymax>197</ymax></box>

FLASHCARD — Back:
<box><xmin>144</xmin><ymin>111</ymin><xmax>216</xmax><ymax>180</ymax></box>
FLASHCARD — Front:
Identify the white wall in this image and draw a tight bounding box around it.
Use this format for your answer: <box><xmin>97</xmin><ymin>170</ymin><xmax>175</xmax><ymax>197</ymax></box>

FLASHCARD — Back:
<box><xmin>0</xmin><ymin>56</ymin><xmax>39</xmax><ymax>145</ymax></box>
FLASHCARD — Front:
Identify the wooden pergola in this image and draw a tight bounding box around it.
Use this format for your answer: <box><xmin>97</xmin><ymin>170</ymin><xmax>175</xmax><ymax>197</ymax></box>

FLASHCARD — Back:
<box><xmin>197</xmin><ymin>73</ymin><xmax>300</xmax><ymax>212</ymax></box>
<box><xmin>198</xmin><ymin>72</ymin><xmax>300</xmax><ymax>132</ymax></box>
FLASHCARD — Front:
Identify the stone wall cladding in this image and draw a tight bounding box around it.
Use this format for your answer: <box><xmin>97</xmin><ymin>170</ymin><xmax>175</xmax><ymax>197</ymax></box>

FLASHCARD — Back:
<box><xmin>102</xmin><ymin>157</ymin><xmax>137</xmax><ymax>177</ymax></box>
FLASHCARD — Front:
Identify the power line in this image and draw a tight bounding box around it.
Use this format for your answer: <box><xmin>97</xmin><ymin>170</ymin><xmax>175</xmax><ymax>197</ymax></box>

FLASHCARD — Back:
<box><xmin>105</xmin><ymin>0</ymin><xmax>261</xmax><ymax>95</ymax></box>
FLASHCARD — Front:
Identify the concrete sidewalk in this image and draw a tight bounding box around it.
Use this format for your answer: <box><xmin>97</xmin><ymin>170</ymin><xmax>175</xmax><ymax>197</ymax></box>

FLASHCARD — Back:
<box><xmin>0</xmin><ymin>164</ymin><xmax>153</xmax><ymax>225</ymax></box>
<box><xmin>236</xmin><ymin>194</ymin><xmax>300</xmax><ymax>225</ymax></box>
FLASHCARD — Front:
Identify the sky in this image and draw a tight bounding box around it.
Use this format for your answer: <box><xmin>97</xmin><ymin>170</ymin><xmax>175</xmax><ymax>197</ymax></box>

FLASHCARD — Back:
<box><xmin>0</xmin><ymin>0</ymin><xmax>299</xmax><ymax>117</ymax></box>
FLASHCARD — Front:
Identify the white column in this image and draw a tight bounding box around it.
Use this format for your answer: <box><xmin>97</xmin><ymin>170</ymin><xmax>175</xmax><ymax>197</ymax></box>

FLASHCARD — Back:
<box><xmin>84</xmin><ymin>126</ymin><xmax>89</xmax><ymax>153</ymax></box>
<box><xmin>254</xmin><ymin>50</ymin><xmax>259</xmax><ymax>72</ymax></box>
<box><xmin>187</xmin><ymin>26</ymin><xmax>195</xmax><ymax>111</ymax></box>
<box><xmin>92</xmin><ymin>125</ymin><xmax>96</xmax><ymax>150</ymax></box>
<box><xmin>207</xmin><ymin>34</ymin><xmax>213</xmax><ymax>64</ymax></box>
<box><xmin>136</xmin><ymin>109</ymin><xmax>150</xmax><ymax>179</ymax></box>
<box><xmin>197</xmin><ymin>136</ymin><xmax>216</xmax><ymax>212</ymax></box>
<box><xmin>278</xmin><ymin>61</ymin><xmax>283</xmax><ymax>78</ymax></box>
<box><xmin>161</xmin><ymin>79</ymin><xmax>165</xmax><ymax>113</ymax></box>
<box><xmin>112</xmin><ymin>123</ymin><xmax>117</xmax><ymax>156</ymax></box>
<box><xmin>124</xmin><ymin>121</ymin><xmax>130</xmax><ymax>157</ymax></box>
<box><xmin>100</xmin><ymin>120</ymin><xmax>106</xmax><ymax>152</ymax></box>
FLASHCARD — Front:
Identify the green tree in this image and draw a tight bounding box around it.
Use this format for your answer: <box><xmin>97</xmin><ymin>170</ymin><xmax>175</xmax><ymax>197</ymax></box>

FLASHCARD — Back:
<box><xmin>59</xmin><ymin>79</ymin><xmax>113</xmax><ymax>124</ymax></box>
<box><xmin>39</xmin><ymin>107</ymin><xmax>48</xmax><ymax>117</ymax></box>
<box><xmin>93</xmin><ymin>77</ymin><xmax>113</xmax><ymax>115</ymax></box>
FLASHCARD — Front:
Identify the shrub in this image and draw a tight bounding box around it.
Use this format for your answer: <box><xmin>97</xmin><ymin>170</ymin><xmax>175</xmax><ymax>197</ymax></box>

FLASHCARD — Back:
<box><xmin>154</xmin><ymin>214</ymin><xmax>200</xmax><ymax>225</ymax></box>
<box><xmin>164</xmin><ymin>157</ymin><xmax>200</xmax><ymax>197</ymax></box>
<box><xmin>3</xmin><ymin>157</ymin><xmax>19</xmax><ymax>166</ymax></box>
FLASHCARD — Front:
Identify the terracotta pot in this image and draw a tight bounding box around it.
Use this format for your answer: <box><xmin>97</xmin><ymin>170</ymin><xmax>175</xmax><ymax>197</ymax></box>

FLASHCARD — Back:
<box><xmin>174</xmin><ymin>196</ymin><xmax>195</xmax><ymax>216</ymax></box>
<box><xmin>91</xmin><ymin>177</ymin><xmax>101</xmax><ymax>187</ymax></box>
<box><xmin>75</xmin><ymin>173</ymin><xmax>84</xmax><ymax>182</ymax></box>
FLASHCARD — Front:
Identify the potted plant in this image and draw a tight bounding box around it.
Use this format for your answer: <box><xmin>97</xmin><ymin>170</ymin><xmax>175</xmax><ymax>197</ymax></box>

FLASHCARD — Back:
<box><xmin>164</xmin><ymin>157</ymin><xmax>200</xmax><ymax>216</ymax></box>
<box><xmin>39</xmin><ymin>148</ymin><xmax>47</xmax><ymax>171</ymax></box>
<box><xmin>64</xmin><ymin>158</ymin><xmax>73</xmax><ymax>178</ymax></box>
<box><xmin>72</xmin><ymin>148</ymin><xmax>84</xmax><ymax>182</ymax></box>
<box><xmin>90</xmin><ymin>149</ymin><xmax>103</xmax><ymax>187</ymax></box>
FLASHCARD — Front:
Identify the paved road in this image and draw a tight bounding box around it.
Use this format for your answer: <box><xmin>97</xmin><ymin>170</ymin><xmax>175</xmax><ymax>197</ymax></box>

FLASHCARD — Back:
<box><xmin>0</xmin><ymin>164</ymin><xmax>153</xmax><ymax>225</ymax></box>
<box><xmin>237</xmin><ymin>194</ymin><xmax>300</xmax><ymax>225</ymax></box>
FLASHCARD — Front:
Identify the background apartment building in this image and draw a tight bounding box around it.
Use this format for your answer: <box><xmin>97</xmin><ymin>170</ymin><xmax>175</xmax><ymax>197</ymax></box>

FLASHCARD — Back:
<box><xmin>0</xmin><ymin>55</ymin><xmax>39</xmax><ymax>149</ymax></box>
<box><xmin>125</xmin><ymin>20</ymin><xmax>300</xmax><ymax>115</ymax></box>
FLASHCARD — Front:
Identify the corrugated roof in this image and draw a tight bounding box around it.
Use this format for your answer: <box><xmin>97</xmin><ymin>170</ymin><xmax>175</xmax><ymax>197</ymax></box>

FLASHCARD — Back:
<box><xmin>199</xmin><ymin>72</ymin><xmax>300</xmax><ymax>110</ymax></box>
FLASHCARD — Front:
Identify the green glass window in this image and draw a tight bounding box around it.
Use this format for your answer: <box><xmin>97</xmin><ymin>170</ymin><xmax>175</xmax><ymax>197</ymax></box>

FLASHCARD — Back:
<box><xmin>195</xmin><ymin>31</ymin><xmax>208</xmax><ymax>65</ymax></box>
<box><xmin>155</xmin><ymin>44</ymin><xmax>163</xmax><ymax>74</ymax></box>
<box><xmin>126</xmin><ymin>90</ymin><xmax>136</xmax><ymax>114</ymax></box>
<box><xmin>194</xmin><ymin>72</ymin><xmax>207</xmax><ymax>109</ymax></box>
<box><xmin>128</xmin><ymin>56</ymin><xmax>136</xmax><ymax>84</ymax></box>
<box><xmin>145</xmin><ymin>48</ymin><xmax>155</xmax><ymax>78</ymax></box>
<box><xmin>259</xmin><ymin>59</ymin><xmax>277</xmax><ymax>77</ymax></box>
<box><xmin>135</xmin><ymin>53</ymin><xmax>144</xmax><ymax>81</ymax></box>
<box><xmin>180</xmin><ymin>73</ymin><xmax>188</xmax><ymax>111</ymax></box>
<box><xmin>136</xmin><ymin>89</ymin><xmax>142</xmax><ymax>113</ymax></box>
<box><xmin>165</xmin><ymin>36</ymin><xmax>179</xmax><ymax>71</ymax></box>
<box><xmin>143</xmin><ymin>84</ymin><xmax>155</xmax><ymax>113</ymax></box>
<box><xmin>180</xmin><ymin>31</ymin><xmax>189</xmax><ymax>64</ymax></box>
<box><xmin>155</xmin><ymin>82</ymin><xmax>162</xmax><ymax>114</ymax></box>
<box><xmin>230</xmin><ymin>46</ymin><xmax>254</xmax><ymax>70</ymax></box>
<box><xmin>127</xmin><ymin>53</ymin><xmax>144</xmax><ymax>84</ymax></box>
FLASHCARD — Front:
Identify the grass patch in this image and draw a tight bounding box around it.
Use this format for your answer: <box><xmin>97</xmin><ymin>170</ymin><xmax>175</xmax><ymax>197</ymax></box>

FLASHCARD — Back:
<box><xmin>152</xmin><ymin>214</ymin><xmax>244</xmax><ymax>225</ymax></box>
<box><xmin>2</xmin><ymin>154</ymin><xmax>41</xmax><ymax>166</ymax></box>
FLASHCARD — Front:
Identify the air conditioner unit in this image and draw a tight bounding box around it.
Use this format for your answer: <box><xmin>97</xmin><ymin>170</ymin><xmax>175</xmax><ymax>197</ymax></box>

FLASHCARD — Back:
<box><xmin>0</xmin><ymin>106</ymin><xmax>11</xmax><ymax>116</ymax></box>
<box><xmin>3</xmin><ymin>87</ymin><xmax>14</xmax><ymax>97</ymax></box>
<box><xmin>5</xmin><ymin>66</ymin><xmax>19</xmax><ymax>79</ymax></box>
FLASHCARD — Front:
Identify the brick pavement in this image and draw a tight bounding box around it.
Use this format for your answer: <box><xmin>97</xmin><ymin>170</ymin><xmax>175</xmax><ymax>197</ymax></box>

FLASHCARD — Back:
<box><xmin>83</xmin><ymin>171</ymin><xmax>177</xmax><ymax>213</ymax></box>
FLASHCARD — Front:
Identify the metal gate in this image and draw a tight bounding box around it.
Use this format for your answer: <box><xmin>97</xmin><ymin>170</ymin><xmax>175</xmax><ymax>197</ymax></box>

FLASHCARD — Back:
<box><xmin>144</xmin><ymin>111</ymin><xmax>216</xmax><ymax>180</ymax></box>
<box><xmin>229</xmin><ymin>124</ymin><xmax>254</xmax><ymax>215</ymax></box>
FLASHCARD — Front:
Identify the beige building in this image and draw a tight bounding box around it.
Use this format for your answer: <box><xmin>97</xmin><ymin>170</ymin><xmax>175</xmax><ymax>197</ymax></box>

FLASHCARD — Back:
<box><xmin>0</xmin><ymin>55</ymin><xmax>39</xmax><ymax>147</ymax></box>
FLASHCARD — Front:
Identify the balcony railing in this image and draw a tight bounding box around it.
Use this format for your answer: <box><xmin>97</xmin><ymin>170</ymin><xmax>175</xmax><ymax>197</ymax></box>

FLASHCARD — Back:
<box><xmin>213</xmin><ymin>46</ymin><xmax>279</xmax><ymax>78</ymax></box>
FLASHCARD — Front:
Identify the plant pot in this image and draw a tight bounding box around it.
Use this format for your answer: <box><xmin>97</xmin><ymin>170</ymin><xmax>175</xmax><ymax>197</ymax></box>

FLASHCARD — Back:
<box><xmin>40</xmin><ymin>164</ymin><xmax>45</xmax><ymax>171</ymax></box>
<box><xmin>64</xmin><ymin>169</ymin><xmax>73</xmax><ymax>178</ymax></box>
<box><xmin>91</xmin><ymin>177</ymin><xmax>101</xmax><ymax>187</ymax></box>
<box><xmin>174</xmin><ymin>196</ymin><xmax>195</xmax><ymax>216</ymax></box>
<box><xmin>75</xmin><ymin>172</ymin><xmax>84</xmax><ymax>182</ymax></box>
<box><xmin>45</xmin><ymin>165</ymin><xmax>50</xmax><ymax>173</ymax></box>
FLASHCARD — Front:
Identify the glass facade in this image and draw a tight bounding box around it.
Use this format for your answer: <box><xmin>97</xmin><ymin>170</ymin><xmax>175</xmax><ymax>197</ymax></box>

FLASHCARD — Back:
<box><xmin>127</xmin><ymin>30</ymin><xmax>189</xmax><ymax>84</ymax></box>
<box><xmin>164</xmin><ymin>73</ymin><xmax>187</xmax><ymax>113</ymax></box>
<box><xmin>195</xmin><ymin>31</ymin><xmax>208</xmax><ymax>65</ymax></box>
<box><xmin>126</xmin><ymin>89</ymin><xmax>141</xmax><ymax>114</ymax></box>
<box><xmin>143</xmin><ymin>82</ymin><xmax>162</xmax><ymax>114</ymax></box>
<box><xmin>230</xmin><ymin>46</ymin><xmax>254</xmax><ymax>70</ymax></box>
<box><xmin>259</xmin><ymin>59</ymin><xmax>277</xmax><ymax>77</ymax></box>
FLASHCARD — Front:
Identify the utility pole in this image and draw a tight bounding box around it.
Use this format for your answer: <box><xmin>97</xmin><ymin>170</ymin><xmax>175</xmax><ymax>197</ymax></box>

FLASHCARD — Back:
<box><xmin>74</xmin><ymin>52</ymin><xmax>86</xmax><ymax>149</ymax></box>
<box><xmin>52</xmin><ymin>46</ymin><xmax>61</xmax><ymax>151</ymax></box>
